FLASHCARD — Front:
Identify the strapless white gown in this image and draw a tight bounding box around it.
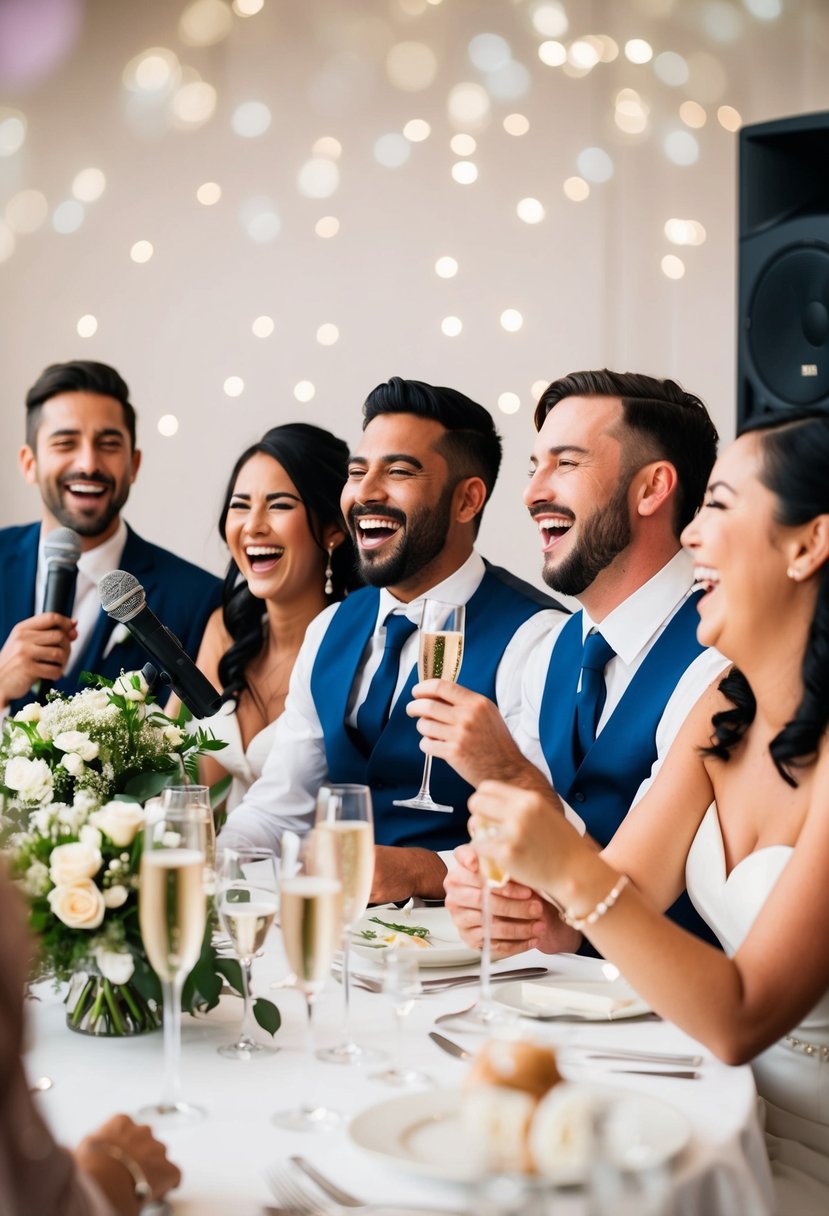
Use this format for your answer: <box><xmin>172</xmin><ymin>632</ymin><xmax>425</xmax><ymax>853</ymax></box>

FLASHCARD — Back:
<box><xmin>686</xmin><ymin>804</ymin><xmax>829</xmax><ymax>1214</ymax></box>
<box><xmin>194</xmin><ymin>700</ymin><xmax>277</xmax><ymax>813</ymax></box>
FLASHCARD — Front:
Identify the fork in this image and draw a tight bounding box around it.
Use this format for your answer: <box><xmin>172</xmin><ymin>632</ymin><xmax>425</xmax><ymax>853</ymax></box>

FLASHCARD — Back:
<box><xmin>266</xmin><ymin>1162</ymin><xmax>463</xmax><ymax>1216</ymax></box>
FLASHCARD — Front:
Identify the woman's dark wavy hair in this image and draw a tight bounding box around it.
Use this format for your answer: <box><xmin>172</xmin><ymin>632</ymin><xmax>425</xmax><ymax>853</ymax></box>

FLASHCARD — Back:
<box><xmin>216</xmin><ymin>422</ymin><xmax>359</xmax><ymax>702</ymax></box>
<box><xmin>704</xmin><ymin>407</ymin><xmax>829</xmax><ymax>787</ymax></box>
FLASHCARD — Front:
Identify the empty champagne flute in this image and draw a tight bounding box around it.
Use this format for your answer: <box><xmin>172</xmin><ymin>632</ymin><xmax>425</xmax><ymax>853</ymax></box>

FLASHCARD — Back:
<box><xmin>272</xmin><ymin>850</ymin><xmax>343</xmax><ymax>1130</ymax></box>
<box><xmin>138</xmin><ymin>800</ymin><xmax>208</xmax><ymax>1123</ymax></box>
<box><xmin>393</xmin><ymin>599</ymin><xmax>465</xmax><ymax>813</ymax></box>
<box><xmin>446</xmin><ymin>820</ymin><xmax>510</xmax><ymax>1030</ymax></box>
<box><xmin>314</xmin><ymin>783</ymin><xmax>381</xmax><ymax>1065</ymax></box>
<box><xmin>216</xmin><ymin>847</ymin><xmax>279</xmax><ymax>1060</ymax></box>
<box><xmin>371</xmin><ymin>950</ymin><xmax>433</xmax><ymax>1087</ymax></box>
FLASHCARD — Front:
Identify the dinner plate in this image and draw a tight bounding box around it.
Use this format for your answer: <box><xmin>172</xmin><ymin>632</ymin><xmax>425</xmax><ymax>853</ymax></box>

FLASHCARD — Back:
<box><xmin>494</xmin><ymin>976</ymin><xmax>651</xmax><ymax>1021</ymax></box>
<box><xmin>348</xmin><ymin>1085</ymin><xmax>690</xmax><ymax>1185</ymax></box>
<box><xmin>351</xmin><ymin>906</ymin><xmax>479</xmax><ymax>968</ymax></box>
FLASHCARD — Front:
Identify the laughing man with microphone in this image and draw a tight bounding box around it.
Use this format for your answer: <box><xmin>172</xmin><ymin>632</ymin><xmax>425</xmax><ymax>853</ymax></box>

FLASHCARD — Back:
<box><xmin>0</xmin><ymin>360</ymin><xmax>221</xmax><ymax>713</ymax></box>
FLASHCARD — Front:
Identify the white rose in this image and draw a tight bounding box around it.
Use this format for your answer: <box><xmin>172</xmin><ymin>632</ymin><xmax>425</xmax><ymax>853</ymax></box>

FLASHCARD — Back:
<box><xmin>53</xmin><ymin>731</ymin><xmax>100</xmax><ymax>762</ymax></box>
<box><xmin>13</xmin><ymin>702</ymin><xmax>42</xmax><ymax>723</ymax></box>
<box><xmin>113</xmin><ymin>671</ymin><xmax>149</xmax><ymax>702</ymax></box>
<box><xmin>103</xmin><ymin>884</ymin><xmax>128</xmax><ymax>908</ymax></box>
<box><xmin>162</xmin><ymin>724</ymin><xmax>184</xmax><ymax>747</ymax></box>
<box><xmin>79</xmin><ymin>824</ymin><xmax>103</xmax><ymax>851</ymax></box>
<box><xmin>49</xmin><ymin>841</ymin><xmax>102</xmax><ymax>885</ymax></box>
<box><xmin>9</xmin><ymin>732</ymin><xmax>33</xmax><ymax>757</ymax></box>
<box><xmin>31</xmin><ymin>807</ymin><xmax>53</xmax><ymax>834</ymax></box>
<box><xmin>36</xmin><ymin>718</ymin><xmax>52</xmax><ymax>741</ymax></box>
<box><xmin>93</xmin><ymin>945</ymin><xmax>135</xmax><ymax>983</ymax></box>
<box><xmin>80</xmin><ymin>688</ymin><xmax>111</xmax><ymax>713</ymax></box>
<box><xmin>90</xmin><ymin>801</ymin><xmax>145</xmax><ymax>847</ymax></box>
<box><xmin>48</xmin><ymin>880</ymin><xmax>105</xmax><ymax>930</ymax></box>
<box><xmin>60</xmin><ymin>753</ymin><xmax>86</xmax><ymax>778</ymax></box>
<box><xmin>4</xmin><ymin>757</ymin><xmax>53</xmax><ymax>804</ymax></box>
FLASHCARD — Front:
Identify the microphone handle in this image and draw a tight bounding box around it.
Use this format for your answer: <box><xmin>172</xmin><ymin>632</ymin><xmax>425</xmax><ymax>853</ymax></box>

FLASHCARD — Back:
<box><xmin>35</xmin><ymin>564</ymin><xmax>79</xmax><ymax>700</ymax></box>
<box><xmin>121</xmin><ymin>605</ymin><xmax>222</xmax><ymax>718</ymax></box>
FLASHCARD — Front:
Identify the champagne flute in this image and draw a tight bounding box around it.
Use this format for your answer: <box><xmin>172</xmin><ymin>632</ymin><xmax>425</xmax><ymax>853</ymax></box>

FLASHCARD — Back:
<box><xmin>160</xmin><ymin>784</ymin><xmax>215</xmax><ymax>873</ymax></box>
<box><xmin>216</xmin><ymin>847</ymin><xmax>279</xmax><ymax>1060</ymax></box>
<box><xmin>447</xmin><ymin>820</ymin><xmax>510</xmax><ymax>1030</ymax></box>
<box><xmin>272</xmin><ymin>848</ymin><xmax>343</xmax><ymax>1131</ymax></box>
<box><xmin>314</xmin><ymin>783</ymin><xmax>381</xmax><ymax>1066</ymax></box>
<box><xmin>371</xmin><ymin>950</ymin><xmax>433</xmax><ymax>1088</ymax></box>
<box><xmin>138</xmin><ymin>800</ymin><xmax>208</xmax><ymax>1123</ymax></box>
<box><xmin>393</xmin><ymin>599</ymin><xmax>465</xmax><ymax>813</ymax></box>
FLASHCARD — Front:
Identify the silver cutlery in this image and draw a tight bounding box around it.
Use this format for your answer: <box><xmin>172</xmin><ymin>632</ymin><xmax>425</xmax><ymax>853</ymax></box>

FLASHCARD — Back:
<box><xmin>604</xmin><ymin>1067</ymin><xmax>700</xmax><ymax>1079</ymax></box>
<box><xmin>428</xmin><ymin>1030</ymin><xmax>472</xmax><ymax>1060</ymax></box>
<box><xmin>290</xmin><ymin>1157</ymin><xmax>362</xmax><ymax>1207</ymax></box>
<box><xmin>573</xmin><ymin>1047</ymin><xmax>703</xmax><ymax>1066</ymax></box>
<box><xmin>267</xmin><ymin>1161</ymin><xmax>464</xmax><ymax>1216</ymax></box>
<box><xmin>335</xmin><ymin>965</ymin><xmax>548</xmax><ymax>994</ymax></box>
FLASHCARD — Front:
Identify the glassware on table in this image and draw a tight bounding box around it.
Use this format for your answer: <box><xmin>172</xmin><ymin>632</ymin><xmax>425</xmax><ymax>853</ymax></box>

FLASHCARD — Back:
<box><xmin>392</xmin><ymin>599</ymin><xmax>465</xmax><ymax>814</ymax></box>
<box><xmin>371</xmin><ymin>949</ymin><xmax>433</xmax><ymax>1088</ymax></box>
<box><xmin>272</xmin><ymin>850</ymin><xmax>343</xmax><ymax>1131</ymax></box>
<box><xmin>313</xmin><ymin>783</ymin><xmax>381</xmax><ymax>1066</ymax></box>
<box><xmin>159</xmin><ymin>784</ymin><xmax>216</xmax><ymax>886</ymax></box>
<box><xmin>447</xmin><ymin>819</ymin><xmax>511</xmax><ymax>1030</ymax></box>
<box><xmin>216</xmin><ymin>847</ymin><xmax>279</xmax><ymax>1060</ymax></box>
<box><xmin>138</xmin><ymin>799</ymin><xmax>208</xmax><ymax>1124</ymax></box>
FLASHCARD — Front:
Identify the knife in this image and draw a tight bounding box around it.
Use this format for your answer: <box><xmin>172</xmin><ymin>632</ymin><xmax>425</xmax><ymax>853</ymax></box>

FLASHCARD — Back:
<box><xmin>604</xmin><ymin>1067</ymin><xmax>700</xmax><ymax>1079</ymax></box>
<box><xmin>421</xmin><ymin>966</ymin><xmax>548</xmax><ymax>991</ymax></box>
<box><xmin>580</xmin><ymin>1049</ymin><xmax>703</xmax><ymax>1066</ymax></box>
<box><xmin>428</xmin><ymin>1030</ymin><xmax>472</xmax><ymax>1060</ymax></box>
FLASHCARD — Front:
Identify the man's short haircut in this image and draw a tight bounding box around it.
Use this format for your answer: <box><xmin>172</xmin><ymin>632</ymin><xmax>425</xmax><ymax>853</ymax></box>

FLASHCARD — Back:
<box><xmin>535</xmin><ymin>369</ymin><xmax>718</xmax><ymax>535</ymax></box>
<box><xmin>362</xmin><ymin>377</ymin><xmax>502</xmax><ymax>534</ymax></box>
<box><xmin>25</xmin><ymin>360</ymin><xmax>136</xmax><ymax>449</ymax></box>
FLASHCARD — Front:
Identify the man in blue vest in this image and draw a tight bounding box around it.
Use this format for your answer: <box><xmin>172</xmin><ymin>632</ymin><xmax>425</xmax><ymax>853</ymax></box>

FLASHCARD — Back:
<box><xmin>0</xmin><ymin>360</ymin><xmax>221</xmax><ymax>713</ymax></box>
<box><xmin>219</xmin><ymin>377</ymin><xmax>565</xmax><ymax>903</ymax></box>
<box><xmin>408</xmin><ymin>370</ymin><xmax>728</xmax><ymax>950</ymax></box>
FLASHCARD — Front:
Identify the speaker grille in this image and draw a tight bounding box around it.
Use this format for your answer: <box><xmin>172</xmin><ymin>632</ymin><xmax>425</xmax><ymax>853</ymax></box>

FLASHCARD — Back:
<box><xmin>747</xmin><ymin>243</ymin><xmax>829</xmax><ymax>405</ymax></box>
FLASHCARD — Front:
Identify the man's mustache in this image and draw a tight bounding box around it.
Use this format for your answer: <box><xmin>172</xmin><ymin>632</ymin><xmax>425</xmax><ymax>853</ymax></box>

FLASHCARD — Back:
<box><xmin>529</xmin><ymin>502</ymin><xmax>575</xmax><ymax>523</ymax></box>
<box><xmin>349</xmin><ymin>504</ymin><xmax>407</xmax><ymax>528</ymax></box>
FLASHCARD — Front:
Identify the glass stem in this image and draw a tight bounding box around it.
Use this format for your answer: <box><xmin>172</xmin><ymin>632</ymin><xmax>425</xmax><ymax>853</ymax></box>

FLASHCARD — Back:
<box><xmin>341</xmin><ymin>931</ymin><xmax>353</xmax><ymax>1045</ymax></box>
<box><xmin>238</xmin><ymin>958</ymin><xmax>256</xmax><ymax>1046</ymax></box>
<box><xmin>394</xmin><ymin>1006</ymin><xmax>405</xmax><ymax>1077</ymax></box>
<box><xmin>304</xmin><ymin>995</ymin><xmax>320</xmax><ymax>1115</ymax></box>
<box><xmin>416</xmin><ymin>753</ymin><xmax>434</xmax><ymax>800</ymax></box>
<box><xmin>480</xmin><ymin>880</ymin><xmax>493</xmax><ymax>1005</ymax></box>
<box><xmin>160</xmin><ymin>976</ymin><xmax>183</xmax><ymax>1110</ymax></box>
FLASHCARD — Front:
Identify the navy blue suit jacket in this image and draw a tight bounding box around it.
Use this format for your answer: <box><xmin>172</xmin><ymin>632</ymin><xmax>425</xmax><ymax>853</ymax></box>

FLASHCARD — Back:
<box><xmin>0</xmin><ymin>522</ymin><xmax>222</xmax><ymax>705</ymax></box>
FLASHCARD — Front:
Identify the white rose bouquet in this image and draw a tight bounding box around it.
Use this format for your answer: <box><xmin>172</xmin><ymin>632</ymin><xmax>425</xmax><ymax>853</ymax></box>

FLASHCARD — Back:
<box><xmin>0</xmin><ymin>672</ymin><xmax>279</xmax><ymax>1040</ymax></box>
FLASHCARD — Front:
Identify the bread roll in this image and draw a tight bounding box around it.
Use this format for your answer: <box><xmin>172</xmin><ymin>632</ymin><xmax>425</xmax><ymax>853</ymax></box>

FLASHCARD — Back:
<box><xmin>465</xmin><ymin>1038</ymin><xmax>562</xmax><ymax>1101</ymax></box>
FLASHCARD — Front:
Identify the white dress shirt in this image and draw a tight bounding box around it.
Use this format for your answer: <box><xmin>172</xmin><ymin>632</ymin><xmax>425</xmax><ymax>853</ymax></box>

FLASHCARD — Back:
<box><xmin>515</xmin><ymin>549</ymin><xmax>729</xmax><ymax>814</ymax></box>
<box><xmin>219</xmin><ymin>551</ymin><xmax>563</xmax><ymax>851</ymax></box>
<box><xmin>34</xmin><ymin>520</ymin><xmax>128</xmax><ymax>669</ymax></box>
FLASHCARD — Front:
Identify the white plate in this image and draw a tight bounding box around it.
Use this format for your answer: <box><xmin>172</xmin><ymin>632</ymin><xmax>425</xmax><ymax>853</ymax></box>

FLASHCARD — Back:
<box><xmin>351</xmin><ymin>906</ymin><xmax>479</xmax><ymax>968</ymax></box>
<box><xmin>348</xmin><ymin>1086</ymin><xmax>690</xmax><ymax>1186</ymax></box>
<box><xmin>494</xmin><ymin>977</ymin><xmax>651</xmax><ymax>1021</ymax></box>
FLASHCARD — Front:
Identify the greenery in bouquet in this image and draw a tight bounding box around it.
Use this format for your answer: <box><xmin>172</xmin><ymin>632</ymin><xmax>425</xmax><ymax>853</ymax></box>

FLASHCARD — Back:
<box><xmin>0</xmin><ymin>671</ymin><xmax>280</xmax><ymax>1038</ymax></box>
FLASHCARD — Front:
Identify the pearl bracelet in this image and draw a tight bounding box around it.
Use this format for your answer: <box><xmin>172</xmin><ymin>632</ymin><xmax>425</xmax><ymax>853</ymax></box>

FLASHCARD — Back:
<box><xmin>558</xmin><ymin>873</ymin><xmax>630</xmax><ymax>932</ymax></box>
<box><xmin>87</xmin><ymin>1139</ymin><xmax>152</xmax><ymax>1202</ymax></box>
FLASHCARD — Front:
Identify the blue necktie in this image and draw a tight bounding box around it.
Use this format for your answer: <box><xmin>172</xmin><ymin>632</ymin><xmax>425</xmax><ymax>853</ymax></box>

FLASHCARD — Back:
<box><xmin>356</xmin><ymin>613</ymin><xmax>417</xmax><ymax>749</ymax></box>
<box><xmin>575</xmin><ymin>630</ymin><xmax>615</xmax><ymax>762</ymax></box>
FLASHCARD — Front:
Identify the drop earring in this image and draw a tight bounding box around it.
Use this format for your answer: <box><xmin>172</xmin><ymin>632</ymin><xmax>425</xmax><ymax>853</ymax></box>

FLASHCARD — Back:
<box><xmin>324</xmin><ymin>544</ymin><xmax>334</xmax><ymax>596</ymax></box>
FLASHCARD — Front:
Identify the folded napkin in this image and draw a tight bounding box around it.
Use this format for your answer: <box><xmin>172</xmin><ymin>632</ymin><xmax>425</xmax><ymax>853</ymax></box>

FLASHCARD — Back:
<box><xmin>521</xmin><ymin>981</ymin><xmax>637</xmax><ymax>1016</ymax></box>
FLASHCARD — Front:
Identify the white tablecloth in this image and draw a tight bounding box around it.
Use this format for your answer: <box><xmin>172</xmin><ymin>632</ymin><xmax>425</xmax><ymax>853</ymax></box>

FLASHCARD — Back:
<box><xmin>23</xmin><ymin>945</ymin><xmax>775</xmax><ymax>1216</ymax></box>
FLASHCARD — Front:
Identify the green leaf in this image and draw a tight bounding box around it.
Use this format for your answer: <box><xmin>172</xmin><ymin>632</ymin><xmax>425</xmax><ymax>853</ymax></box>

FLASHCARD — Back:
<box><xmin>253</xmin><ymin>997</ymin><xmax>281</xmax><ymax>1037</ymax></box>
<box><xmin>214</xmin><ymin>956</ymin><xmax>243</xmax><ymax>993</ymax></box>
<box><xmin>122</xmin><ymin>771</ymin><xmax>173</xmax><ymax>801</ymax></box>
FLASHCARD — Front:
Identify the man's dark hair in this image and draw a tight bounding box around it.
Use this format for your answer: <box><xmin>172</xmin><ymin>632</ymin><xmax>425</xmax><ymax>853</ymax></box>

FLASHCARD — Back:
<box><xmin>362</xmin><ymin>376</ymin><xmax>502</xmax><ymax>533</ymax></box>
<box><xmin>25</xmin><ymin>361</ymin><xmax>136</xmax><ymax>449</ymax></box>
<box><xmin>535</xmin><ymin>369</ymin><xmax>718</xmax><ymax>535</ymax></box>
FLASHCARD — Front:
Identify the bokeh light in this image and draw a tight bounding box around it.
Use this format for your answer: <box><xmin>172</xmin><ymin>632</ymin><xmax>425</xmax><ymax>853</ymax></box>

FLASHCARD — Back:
<box><xmin>435</xmin><ymin>256</ymin><xmax>459</xmax><ymax>278</ymax></box>
<box><xmin>516</xmin><ymin>198</ymin><xmax>545</xmax><ymax>224</ymax></box>
<box><xmin>576</xmin><ymin>147</ymin><xmax>614</xmax><ymax>183</ymax></box>
<box><xmin>718</xmin><ymin>105</ymin><xmax>742</xmax><ymax>131</ymax></box>
<box><xmin>563</xmin><ymin>176</ymin><xmax>590</xmax><ymax>201</ymax></box>
<box><xmin>450</xmin><ymin>133</ymin><xmax>476</xmax><ymax>155</ymax></box>
<box><xmin>5</xmin><ymin>189</ymin><xmax>48</xmax><ymax>234</ymax></box>
<box><xmin>158</xmin><ymin>414</ymin><xmax>179</xmax><ymax>437</ymax></box>
<box><xmin>503</xmin><ymin>113</ymin><xmax>530</xmax><ymax>136</ymax></box>
<box><xmin>498</xmin><ymin>392</ymin><xmax>521</xmax><ymax>415</ymax></box>
<box><xmin>130</xmin><ymin>240</ymin><xmax>153</xmax><ymax>263</ymax></box>
<box><xmin>77</xmin><ymin>314</ymin><xmax>98</xmax><ymax>337</ymax></box>
<box><xmin>72</xmin><ymin>168</ymin><xmax>106</xmax><ymax>202</ymax></box>
<box><xmin>52</xmin><ymin>200</ymin><xmax>85</xmax><ymax>233</ymax></box>
<box><xmin>0</xmin><ymin>109</ymin><xmax>26</xmax><ymax>156</ymax></box>
<box><xmin>531</xmin><ymin>3</ymin><xmax>569</xmax><ymax>37</ymax></box>
<box><xmin>294</xmin><ymin>380</ymin><xmax>316</xmax><ymax>402</ymax></box>
<box><xmin>298</xmin><ymin>157</ymin><xmax>340</xmax><ymax>198</ymax></box>
<box><xmin>232</xmin><ymin>101</ymin><xmax>271</xmax><ymax>137</ymax></box>
<box><xmin>252</xmin><ymin>316</ymin><xmax>274</xmax><ymax>338</ymax></box>
<box><xmin>239</xmin><ymin>196</ymin><xmax>281</xmax><ymax>242</ymax></box>
<box><xmin>374</xmin><ymin>134</ymin><xmax>411</xmax><ymax>168</ymax></box>
<box><xmin>664</xmin><ymin>130</ymin><xmax>700</xmax><ymax>165</ymax></box>
<box><xmin>179</xmin><ymin>0</ymin><xmax>233</xmax><ymax>47</ymax></box>
<box><xmin>441</xmin><ymin>316</ymin><xmax>463</xmax><ymax>337</ymax></box>
<box><xmin>680</xmin><ymin>100</ymin><xmax>707</xmax><ymax>128</ymax></box>
<box><xmin>500</xmin><ymin>309</ymin><xmax>524</xmax><ymax>332</ymax></box>
<box><xmin>316</xmin><ymin>323</ymin><xmax>339</xmax><ymax>346</ymax></box>
<box><xmin>661</xmin><ymin>254</ymin><xmax>686</xmax><ymax>279</ymax></box>
<box><xmin>315</xmin><ymin>216</ymin><xmax>340</xmax><ymax>238</ymax></box>
<box><xmin>451</xmin><ymin>161</ymin><xmax>479</xmax><ymax>185</ymax></box>
<box><xmin>403</xmin><ymin>119</ymin><xmax>431</xmax><ymax>142</ymax></box>
<box><xmin>223</xmin><ymin>376</ymin><xmax>245</xmax><ymax>397</ymax></box>
<box><xmin>447</xmin><ymin>82</ymin><xmax>490</xmax><ymax>128</ymax></box>
<box><xmin>386</xmin><ymin>41</ymin><xmax>438</xmax><ymax>91</ymax></box>
<box><xmin>196</xmin><ymin>181</ymin><xmax>222</xmax><ymax>205</ymax></box>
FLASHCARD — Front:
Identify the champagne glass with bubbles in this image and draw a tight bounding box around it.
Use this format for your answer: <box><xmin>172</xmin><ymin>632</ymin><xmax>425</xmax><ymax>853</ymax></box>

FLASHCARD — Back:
<box><xmin>393</xmin><ymin>599</ymin><xmax>465</xmax><ymax>813</ymax></box>
<box><xmin>216</xmin><ymin>847</ymin><xmax>279</xmax><ymax>1060</ymax></box>
<box><xmin>314</xmin><ymin>784</ymin><xmax>380</xmax><ymax>1065</ymax></box>
<box><xmin>273</xmin><ymin>844</ymin><xmax>343</xmax><ymax>1131</ymax></box>
<box><xmin>139</xmin><ymin>800</ymin><xmax>208</xmax><ymax>1123</ymax></box>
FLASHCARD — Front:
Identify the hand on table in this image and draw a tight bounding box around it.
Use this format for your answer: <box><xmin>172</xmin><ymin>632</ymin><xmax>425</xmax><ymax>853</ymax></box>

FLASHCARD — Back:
<box><xmin>75</xmin><ymin>1113</ymin><xmax>181</xmax><ymax>1216</ymax></box>
<box><xmin>370</xmin><ymin>844</ymin><xmax>448</xmax><ymax>904</ymax></box>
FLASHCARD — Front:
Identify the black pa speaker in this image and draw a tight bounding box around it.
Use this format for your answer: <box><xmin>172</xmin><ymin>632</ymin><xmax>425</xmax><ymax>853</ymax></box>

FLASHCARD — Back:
<box><xmin>737</xmin><ymin>110</ymin><xmax>829</xmax><ymax>428</ymax></box>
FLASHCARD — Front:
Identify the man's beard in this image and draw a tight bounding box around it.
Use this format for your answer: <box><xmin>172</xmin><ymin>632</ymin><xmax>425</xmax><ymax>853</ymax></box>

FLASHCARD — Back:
<box><xmin>541</xmin><ymin>478</ymin><xmax>632</xmax><ymax>597</ymax></box>
<box><xmin>41</xmin><ymin>476</ymin><xmax>128</xmax><ymax>538</ymax></box>
<box><xmin>352</xmin><ymin>484</ymin><xmax>455</xmax><ymax>588</ymax></box>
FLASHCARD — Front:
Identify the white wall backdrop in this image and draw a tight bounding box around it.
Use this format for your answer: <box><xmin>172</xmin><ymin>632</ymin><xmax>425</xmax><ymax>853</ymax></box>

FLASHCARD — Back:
<box><xmin>1</xmin><ymin>0</ymin><xmax>828</xmax><ymax>590</ymax></box>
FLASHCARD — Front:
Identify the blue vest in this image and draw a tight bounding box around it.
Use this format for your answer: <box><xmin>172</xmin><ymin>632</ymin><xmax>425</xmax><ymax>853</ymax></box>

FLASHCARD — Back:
<box><xmin>311</xmin><ymin>565</ymin><xmax>559</xmax><ymax>851</ymax></box>
<box><xmin>540</xmin><ymin>592</ymin><xmax>720</xmax><ymax>947</ymax></box>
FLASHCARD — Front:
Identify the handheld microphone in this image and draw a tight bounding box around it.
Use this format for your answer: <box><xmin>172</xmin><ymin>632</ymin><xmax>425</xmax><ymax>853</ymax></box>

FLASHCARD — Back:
<box><xmin>34</xmin><ymin>528</ymin><xmax>81</xmax><ymax>699</ymax></box>
<box><xmin>98</xmin><ymin>570</ymin><xmax>222</xmax><ymax>719</ymax></box>
<box><xmin>42</xmin><ymin>527</ymin><xmax>81</xmax><ymax>616</ymax></box>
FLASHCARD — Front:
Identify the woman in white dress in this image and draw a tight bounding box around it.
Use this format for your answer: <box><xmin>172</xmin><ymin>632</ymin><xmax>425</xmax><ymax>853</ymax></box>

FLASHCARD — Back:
<box><xmin>168</xmin><ymin>423</ymin><xmax>358</xmax><ymax>810</ymax></box>
<box><xmin>468</xmin><ymin>407</ymin><xmax>829</xmax><ymax>1209</ymax></box>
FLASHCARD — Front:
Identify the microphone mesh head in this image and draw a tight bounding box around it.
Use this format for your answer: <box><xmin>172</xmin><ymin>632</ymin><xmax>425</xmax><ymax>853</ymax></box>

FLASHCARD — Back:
<box><xmin>43</xmin><ymin>527</ymin><xmax>81</xmax><ymax>567</ymax></box>
<box><xmin>98</xmin><ymin>570</ymin><xmax>146</xmax><ymax>621</ymax></box>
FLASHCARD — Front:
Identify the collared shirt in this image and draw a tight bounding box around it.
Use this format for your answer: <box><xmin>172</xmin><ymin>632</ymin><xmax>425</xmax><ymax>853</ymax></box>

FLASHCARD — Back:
<box><xmin>515</xmin><ymin>549</ymin><xmax>729</xmax><ymax>813</ymax></box>
<box><xmin>219</xmin><ymin>550</ymin><xmax>563</xmax><ymax>851</ymax></box>
<box><xmin>35</xmin><ymin>520</ymin><xmax>128</xmax><ymax>669</ymax></box>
